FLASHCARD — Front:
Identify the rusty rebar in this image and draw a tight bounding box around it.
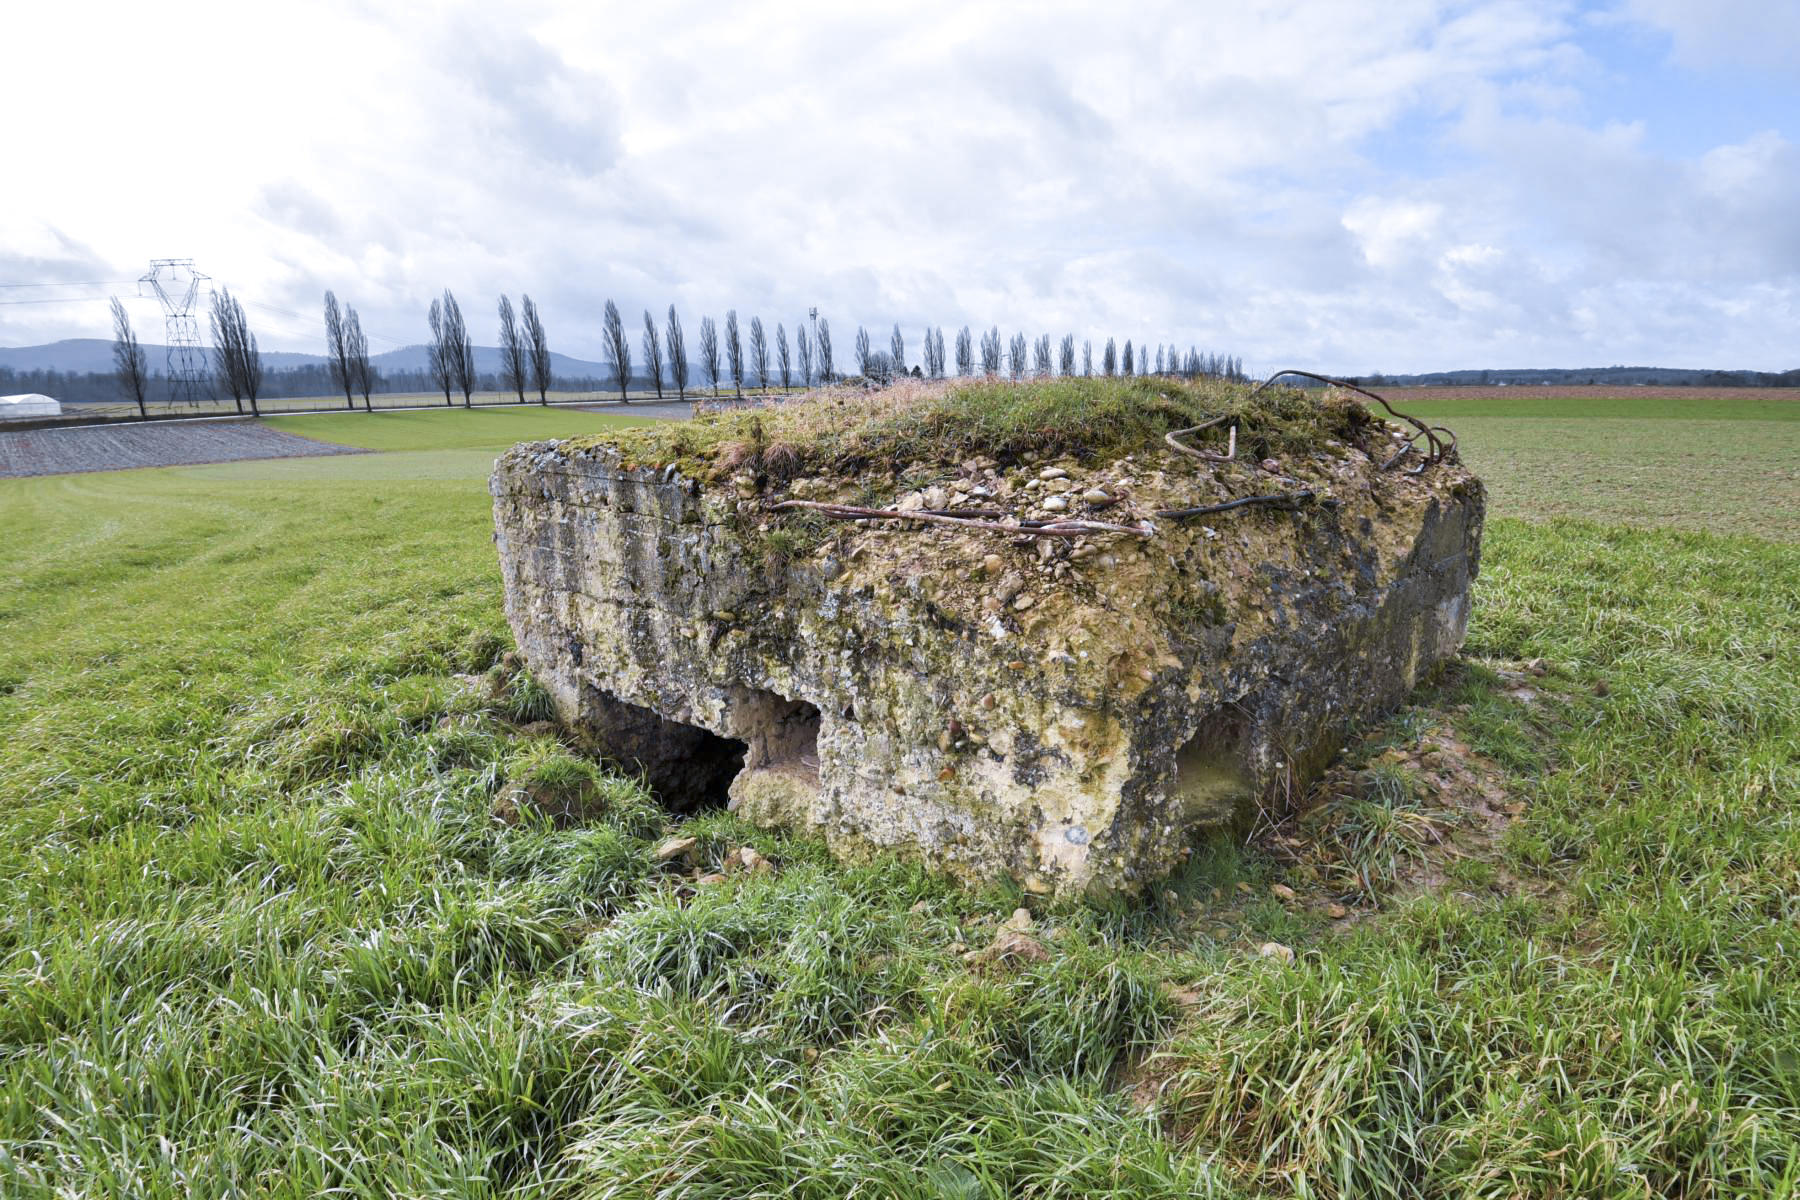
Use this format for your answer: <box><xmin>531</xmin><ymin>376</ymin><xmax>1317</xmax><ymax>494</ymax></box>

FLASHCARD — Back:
<box><xmin>1249</xmin><ymin>369</ymin><xmax>1456</xmax><ymax>471</ymax></box>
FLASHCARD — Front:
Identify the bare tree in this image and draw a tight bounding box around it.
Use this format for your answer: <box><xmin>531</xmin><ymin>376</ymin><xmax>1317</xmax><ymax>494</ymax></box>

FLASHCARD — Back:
<box><xmin>110</xmin><ymin>296</ymin><xmax>149</xmax><ymax>420</ymax></box>
<box><xmin>1082</xmin><ymin>340</ymin><xmax>1093</xmax><ymax>376</ymax></box>
<box><xmin>324</xmin><ymin>291</ymin><xmax>355</xmax><ymax>408</ymax></box>
<box><xmin>1059</xmin><ymin>333</ymin><xmax>1075</xmax><ymax>376</ymax></box>
<box><xmin>854</xmin><ymin>325</ymin><xmax>872</xmax><ymax>377</ymax></box>
<box><xmin>642</xmin><ymin>310</ymin><xmax>664</xmax><ymax>399</ymax></box>
<box><xmin>346</xmin><ymin>306</ymin><xmax>375</xmax><ymax>409</ymax></box>
<box><xmin>451</xmin><ymin>294</ymin><xmax>475</xmax><ymax>405</ymax></box>
<box><xmin>523</xmin><ymin>295</ymin><xmax>551</xmax><ymax>403</ymax></box>
<box><xmin>699</xmin><ymin>316</ymin><xmax>721</xmax><ymax>396</ymax></box>
<box><xmin>209</xmin><ymin>287</ymin><xmax>264</xmax><ymax>417</ymax></box>
<box><xmin>796</xmin><ymin>323</ymin><xmax>813</xmax><ymax>387</ymax></box>
<box><xmin>435</xmin><ymin>289</ymin><xmax>474</xmax><ymax>406</ymax></box>
<box><xmin>776</xmin><ymin>323</ymin><xmax>791</xmax><ymax>390</ymax></box>
<box><xmin>499</xmin><ymin>294</ymin><xmax>528</xmax><ymax>403</ymax></box>
<box><xmin>1123</xmin><ymin>340</ymin><xmax>1134</xmax><ymax>377</ymax></box>
<box><xmin>429</xmin><ymin>299</ymin><xmax>452</xmax><ymax>405</ymax></box>
<box><xmin>1155</xmin><ymin>345</ymin><xmax>1165</xmax><ymax>375</ymax></box>
<box><xmin>750</xmin><ymin>316</ymin><xmax>770</xmax><ymax>391</ymax></box>
<box><xmin>1103</xmin><ymin>338</ymin><xmax>1117</xmax><ymax>377</ymax></box>
<box><xmin>666</xmin><ymin>306</ymin><xmax>688</xmax><ymax>401</ymax></box>
<box><xmin>725</xmin><ymin>310</ymin><xmax>744</xmax><ymax>397</ymax></box>
<box><xmin>1033</xmin><ymin>334</ymin><xmax>1051</xmax><ymax>376</ymax></box>
<box><xmin>980</xmin><ymin>327</ymin><xmax>1001</xmax><ymax>376</ymax></box>
<box><xmin>817</xmin><ymin>317</ymin><xmax>833</xmax><ymax>382</ymax></box>
<box><xmin>890</xmin><ymin>323</ymin><xmax>905</xmax><ymax>377</ymax></box>
<box><xmin>602</xmin><ymin>299</ymin><xmax>632</xmax><ymax>402</ymax></box>
<box><xmin>1008</xmin><ymin>332</ymin><xmax>1027</xmax><ymax>381</ymax></box>
<box><xmin>956</xmin><ymin>326</ymin><xmax>973</xmax><ymax>376</ymax></box>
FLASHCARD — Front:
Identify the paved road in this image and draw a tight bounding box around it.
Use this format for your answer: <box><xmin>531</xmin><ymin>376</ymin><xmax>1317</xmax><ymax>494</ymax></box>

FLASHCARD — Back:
<box><xmin>0</xmin><ymin>420</ymin><xmax>365</xmax><ymax>479</ymax></box>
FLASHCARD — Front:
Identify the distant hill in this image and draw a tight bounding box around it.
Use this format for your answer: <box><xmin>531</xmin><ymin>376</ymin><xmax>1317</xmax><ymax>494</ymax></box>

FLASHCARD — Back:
<box><xmin>0</xmin><ymin>338</ymin><xmax>615</xmax><ymax>379</ymax></box>
<box><xmin>365</xmin><ymin>344</ymin><xmax>612</xmax><ymax>378</ymax></box>
<box><xmin>1353</xmin><ymin>365</ymin><xmax>1800</xmax><ymax>389</ymax></box>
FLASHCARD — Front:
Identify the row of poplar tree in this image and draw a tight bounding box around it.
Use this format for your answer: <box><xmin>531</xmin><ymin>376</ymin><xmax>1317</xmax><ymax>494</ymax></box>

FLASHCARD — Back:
<box><xmin>108</xmin><ymin>281</ymin><xmax>1248</xmax><ymax>416</ymax></box>
<box><xmin>421</xmin><ymin>288</ymin><xmax>1246</xmax><ymax>407</ymax></box>
<box><xmin>105</xmin><ymin>284</ymin><xmax>1247</xmax><ymax>418</ymax></box>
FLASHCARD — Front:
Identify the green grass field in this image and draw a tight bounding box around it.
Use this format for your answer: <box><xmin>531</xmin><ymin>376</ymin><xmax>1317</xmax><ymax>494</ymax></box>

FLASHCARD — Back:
<box><xmin>1404</xmin><ymin>391</ymin><xmax>1800</xmax><ymax>542</ymax></box>
<box><xmin>2</xmin><ymin>396</ymin><xmax>1796</xmax><ymax>1198</ymax></box>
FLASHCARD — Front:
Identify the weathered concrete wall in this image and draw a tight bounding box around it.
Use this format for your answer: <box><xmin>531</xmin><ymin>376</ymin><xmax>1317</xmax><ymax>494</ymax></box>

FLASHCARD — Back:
<box><xmin>492</xmin><ymin>429</ymin><xmax>1482</xmax><ymax>898</ymax></box>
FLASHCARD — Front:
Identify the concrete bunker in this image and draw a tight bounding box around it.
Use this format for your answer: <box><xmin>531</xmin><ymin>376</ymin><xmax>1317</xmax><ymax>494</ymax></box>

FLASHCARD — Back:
<box><xmin>492</xmin><ymin>379</ymin><xmax>1483</xmax><ymax>897</ymax></box>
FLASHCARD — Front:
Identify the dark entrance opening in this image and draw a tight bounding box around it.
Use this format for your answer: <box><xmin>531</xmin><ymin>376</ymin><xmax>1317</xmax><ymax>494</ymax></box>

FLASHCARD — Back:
<box><xmin>1170</xmin><ymin>705</ymin><xmax>1251</xmax><ymax>825</ymax></box>
<box><xmin>578</xmin><ymin>681</ymin><xmax>747</xmax><ymax>811</ymax></box>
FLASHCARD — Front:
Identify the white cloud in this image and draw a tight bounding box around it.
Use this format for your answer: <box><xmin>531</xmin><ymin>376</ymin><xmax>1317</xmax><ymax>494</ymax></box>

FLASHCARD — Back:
<box><xmin>1</xmin><ymin>0</ymin><xmax>1795</xmax><ymax>371</ymax></box>
<box><xmin>1344</xmin><ymin>199</ymin><xmax>1447</xmax><ymax>269</ymax></box>
<box><xmin>1613</xmin><ymin>0</ymin><xmax>1800</xmax><ymax>78</ymax></box>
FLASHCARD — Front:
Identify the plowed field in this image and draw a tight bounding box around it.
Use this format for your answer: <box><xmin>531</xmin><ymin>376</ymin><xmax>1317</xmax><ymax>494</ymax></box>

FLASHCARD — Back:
<box><xmin>0</xmin><ymin>419</ymin><xmax>364</xmax><ymax>478</ymax></box>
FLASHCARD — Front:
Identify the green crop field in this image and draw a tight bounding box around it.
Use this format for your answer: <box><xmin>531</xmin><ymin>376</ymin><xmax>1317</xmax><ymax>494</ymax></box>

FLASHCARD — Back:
<box><xmin>1</xmin><ymin>392</ymin><xmax>1796</xmax><ymax>1198</ymax></box>
<box><xmin>1403</xmin><ymin>390</ymin><xmax>1800</xmax><ymax>542</ymax></box>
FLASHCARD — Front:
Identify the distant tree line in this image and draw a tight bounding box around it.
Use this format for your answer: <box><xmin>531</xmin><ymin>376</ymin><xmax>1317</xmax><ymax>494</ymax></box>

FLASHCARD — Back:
<box><xmin>833</xmin><ymin>320</ymin><xmax>1249</xmax><ymax>387</ymax></box>
<box><xmin>1347</xmin><ymin>365</ymin><xmax>1800</xmax><ymax>389</ymax></box>
<box><xmin>78</xmin><ymin>280</ymin><xmax>1798</xmax><ymax>417</ymax></box>
<box><xmin>406</xmin><ymin>288</ymin><xmax>1254</xmax><ymax>403</ymax></box>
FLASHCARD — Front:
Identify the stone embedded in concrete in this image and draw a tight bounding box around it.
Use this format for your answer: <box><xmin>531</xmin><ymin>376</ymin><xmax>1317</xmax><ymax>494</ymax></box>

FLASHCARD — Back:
<box><xmin>490</xmin><ymin>389</ymin><xmax>1484</xmax><ymax>898</ymax></box>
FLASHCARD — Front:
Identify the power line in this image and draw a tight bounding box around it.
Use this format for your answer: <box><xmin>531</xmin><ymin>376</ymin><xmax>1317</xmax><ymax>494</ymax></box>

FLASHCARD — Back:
<box><xmin>0</xmin><ymin>280</ymin><xmax>135</xmax><ymax>289</ymax></box>
<box><xmin>0</xmin><ymin>295</ymin><xmax>118</xmax><ymax>306</ymax></box>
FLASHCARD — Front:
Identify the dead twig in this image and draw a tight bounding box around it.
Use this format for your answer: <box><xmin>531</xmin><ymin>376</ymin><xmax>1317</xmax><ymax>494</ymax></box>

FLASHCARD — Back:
<box><xmin>765</xmin><ymin>498</ymin><xmax>1153</xmax><ymax>538</ymax></box>
<box><xmin>1165</xmin><ymin>415</ymin><xmax>1237</xmax><ymax>462</ymax></box>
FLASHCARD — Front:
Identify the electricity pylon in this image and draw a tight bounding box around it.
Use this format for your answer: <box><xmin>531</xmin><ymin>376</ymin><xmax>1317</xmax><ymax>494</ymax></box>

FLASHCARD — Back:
<box><xmin>139</xmin><ymin>259</ymin><xmax>211</xmax><ymax>406</ymax></box>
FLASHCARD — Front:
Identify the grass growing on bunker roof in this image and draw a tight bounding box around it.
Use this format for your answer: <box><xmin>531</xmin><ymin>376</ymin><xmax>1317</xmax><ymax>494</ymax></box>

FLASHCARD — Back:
<box><xmin>568</xmin><ymin>375</ymin><xmax>1366</xmax><ymax>478</ymax></box>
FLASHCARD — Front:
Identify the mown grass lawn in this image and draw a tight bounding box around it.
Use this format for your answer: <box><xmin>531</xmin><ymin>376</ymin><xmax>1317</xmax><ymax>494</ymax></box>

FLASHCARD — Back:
<box><xmin>0</xmin><ymin>396</ymin><xmax>1796</xmax><ymax>1198</ymax></box>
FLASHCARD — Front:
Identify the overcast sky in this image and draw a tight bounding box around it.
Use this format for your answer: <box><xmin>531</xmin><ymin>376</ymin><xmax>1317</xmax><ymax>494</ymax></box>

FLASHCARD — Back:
<box><xmin>3</xmin><ymin>0</ymin><xmax>1795</xmax><ymax>373</ymax></box>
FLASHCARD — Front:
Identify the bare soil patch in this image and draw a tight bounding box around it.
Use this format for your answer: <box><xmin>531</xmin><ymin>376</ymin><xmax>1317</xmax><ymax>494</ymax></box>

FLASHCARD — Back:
<box><xmin>0</xmin><ymin>420</ymin><xmax>366</xmax><ymax>479</ymax></box>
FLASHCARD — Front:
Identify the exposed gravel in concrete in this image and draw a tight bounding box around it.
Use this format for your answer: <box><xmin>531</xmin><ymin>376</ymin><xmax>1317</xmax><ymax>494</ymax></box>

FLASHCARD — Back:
<box><xmin>0</xmin><ymin>420</ymin><xmax>366</xmax><ymax>479</ymax></box>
